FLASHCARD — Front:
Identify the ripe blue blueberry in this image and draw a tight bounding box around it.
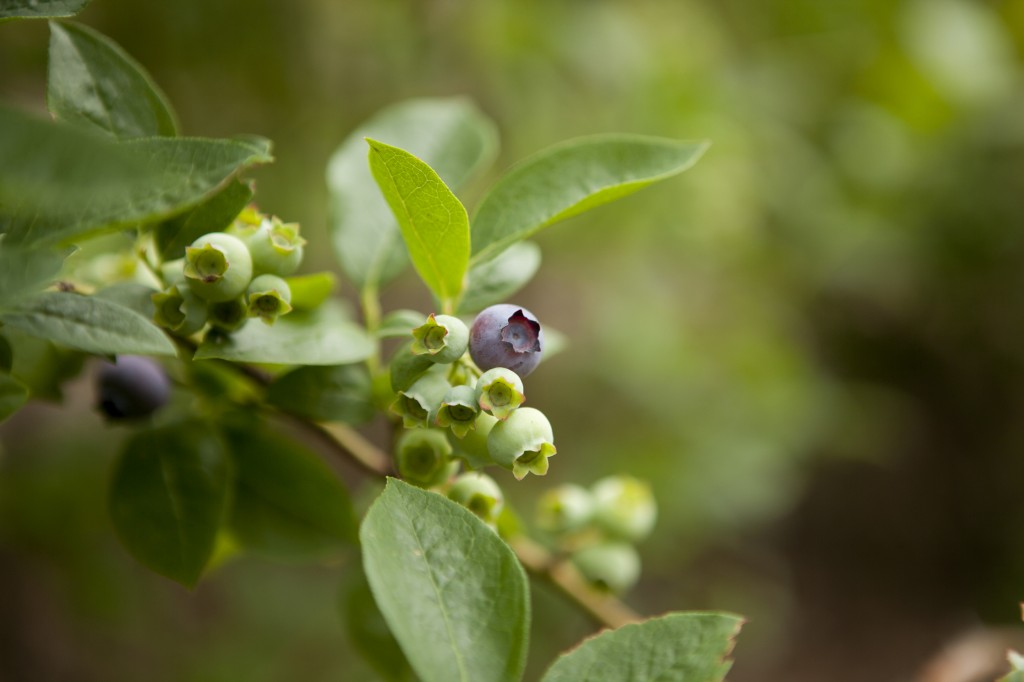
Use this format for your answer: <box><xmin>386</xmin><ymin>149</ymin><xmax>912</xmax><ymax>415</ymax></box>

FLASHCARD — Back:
<box><xmin>469</xmin><ymin>304</ymin><xmax>544</xmax><ymax>377</ymax></box>
<box><xmin>95</xmin><ymin>355</ymin><xmax>171</xmax><ymax>420</ymax></box>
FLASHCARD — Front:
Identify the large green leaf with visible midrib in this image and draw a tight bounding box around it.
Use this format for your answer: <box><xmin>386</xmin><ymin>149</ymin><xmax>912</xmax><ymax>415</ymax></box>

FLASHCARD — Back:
<box><xmin>48</xmin><ymin>21</ymin><xmax>179</xmax><ymax>138</ymax></box>
<box><xmin>326</xmin><ymin>97</ymin><xmax>496</xmax><ymax>292</ymax></box>
<box><xmin>541</xmin><ymin>612</ymin><xmax>743</xmax><ymax>682</ymax></box>
<box><xmin>109</xmin><ymin>421</ymin><xmax>230</xmax><ymax>587</ymax></box>
<box><xmin>471</xmin><ymin>135</ymin><xmax>709</xmax><ymax>265</ymax></box>
<box><xmin>367</xmin><ymin>139</ymin><xmax>470</xmax><ymax>309</ymax></box>
<box><xmin>1</xmin><ymin>292</ymin><xmax>176</xmax><ymax>356</ymax></box>
<box><xmin>0</xmin><ymin>0</ymin><xmax>90</xmax><ymax>22</ymax></box>
<box><xmin>0</xmin><ymin>107</ymin><xmax>272</xmax><ymax>246</ymax></box>
<box><xmin>361</xmin><ymin>479</ymin><xmax>530</xmax><ymax>682</ymax></box>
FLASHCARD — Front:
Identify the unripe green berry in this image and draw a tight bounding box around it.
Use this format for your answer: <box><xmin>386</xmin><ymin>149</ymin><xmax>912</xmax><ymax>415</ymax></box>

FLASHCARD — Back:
<box><xmin>448</xmin><ymin>472</ymin><xmax>504</xmax><ymax>523</ymax></box>
<box><xmin>390</xmin><ymin>373</ymin><xmax>449</xmax><ymax>429</ymax></box>
<box><xmin>239</xmin><ymin>217</ymin><xmax>305</xmax><ymax>276</ymax></box>
<box><xmin>435</xmin><ymin>385</ymin><xmax>481</xmax><ymax>438</ymax></box>
<box><xmin>159</xmin><ymin>258</ymin><xmax>187</xmax><ymax>286</ymax></box>
<box><xmin>395</xmin><ymin>429</ymin><xmax>455</xmax><ymax>489</ymax></box>
<box><xmin>572</xmin><ymin>542</ymin><xmax>641</xmax><ymax>594</ymax></box>
<box><xmin>487</xmin><ymin>407</ymin><xmax>556</xmax><ymax>480</ymax></box>
<box><xmin>207</xmin><ymin>296</ymin><xmax>249</xmax><ymax>332</ymax></box>
<box><xmin>152</xmin><ymin>284</ymin><xmax>207</xmax><ymax>336</ymax></box>
<box><xmin>411</xmin><ymin>314</ymin><xmax>469</xmax><ymax>364</ymax></box>
<box><xmin>451</xmin><ymin>412</ymin><xmax>498</xmax><ymax>470</ymax></box>
<box><xmin>536</xmin><ymin>484</ymin><xmax>595</xmax><ymax>534</ymax></box>
<box><xmin>246</xmin><ymin>274</ymin><xmax>293</xmax><ymax>325</ymax></box>
<box><xmin>184</xmin><ymin>232</ymin><xmax>253</xmax><ymax>302</ymax></box>
<box><xmin>475</xmin><ymin>367</ymin><xmax>525</xmax><ymax>421</ymax></box>
<box><xmin>591</xmin><ymin>475</ymin><xmax>657</xmax><ymax>542</ymax></box>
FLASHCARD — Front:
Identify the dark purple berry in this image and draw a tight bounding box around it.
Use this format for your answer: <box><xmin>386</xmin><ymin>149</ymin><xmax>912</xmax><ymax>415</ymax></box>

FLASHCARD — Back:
<box><xmin>96</xmin><ymin>355</ymin><xmax>171</xmax><ymax>420</ymax></box>
<box><xmin>469</xmin><ymin>304</ymin><xmax>544</xmax><ymax>377</ymax></box>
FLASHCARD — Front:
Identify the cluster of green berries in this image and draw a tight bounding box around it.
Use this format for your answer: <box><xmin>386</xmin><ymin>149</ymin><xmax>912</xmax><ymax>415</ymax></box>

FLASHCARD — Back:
<box><xmin>152</xmin><ymin>208</ymin><xmax>306</xmax><ymax>336</ymax></box>
<box><xmin>536</xmin><ymin>476</ymin><xmax>657</xmax><ymax>594</ymax></box>
<box><xmin>392</xmin><ymin>304</ymin><xmax>555</xmax><ymax>521</ymax></box>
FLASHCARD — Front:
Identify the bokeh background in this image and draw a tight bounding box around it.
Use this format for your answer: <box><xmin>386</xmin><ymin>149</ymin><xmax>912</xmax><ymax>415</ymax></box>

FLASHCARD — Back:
<box><xmin>4</xmin><ymin>1</ymin><xmax>1024</xmax><ymax>680</ymax></box>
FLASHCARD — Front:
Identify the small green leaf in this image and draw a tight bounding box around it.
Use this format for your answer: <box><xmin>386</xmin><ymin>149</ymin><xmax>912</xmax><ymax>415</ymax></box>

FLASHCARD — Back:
<box><xmin>326</xmin><ymin>97</ymin><xmax>496</xmax><ymax>291</ymax></box>
<box><xmin>340</xmin><ymin>566</ymin><xmax>415</xmax><ymax>682</ymax></box>
<box><xmin>0</xmin><ymin>237</ymin><xmax>68</xmax><ymax>307</ymax></box>
<box><xmin>48</xmin><ymin>21</ymin><xmax>178</xmax><ymax>138</ymax></box>
<box><xmin>541</xmin><ymin>612</ymin><xmax>743</xmax><ymax>682</ymax></box>
<box><xmin>377</xmin><ymin>309</ymin><xmax>426</xmax><ymax>339</ymax></box>
<box><xmin>360</xmin><ymin>479</ymin><xmax>530</xmax><ymax>682</ymax></box>
<box><xmin>266</xmin><ymin>363</ymin><xmax>374</xmax><ymax>424</ymax></box>
<box><xmin>284</xmin><ymin>271</ymin><xmax>336</xmax><ymax>311</ymax></box>
<box><xmin>223</xmin><ymin>418</ymin><xmax>357</xmax><ymax>559</ymax></box>
<box><xmin>367</xmin><ymin>139</ymin><xmax>470</xmax><ymax>310</ymax></box>
<box><xmin>154</xmin><ymin>179</ymin><xmax>254</xmax><ymax>260</ymax></box>
<box><xmin>459</xmin><ymin>241</ymin><xmax>541</xmax><ymax>314</ymax></box>
<box><xmin>2</xmin><ymin>292</ymin><xmax>175</xmax><ymax>356</ymax></box>
<box><xmin>471</xmin><ymin>135</ymin><xmax>709</xmax><ymax>264</ymax></box>
<box><xmin>0</xmin><ymin>372</ymin><xmax>29</xmax><ymax>423</ymax></box>
<box><xmin>0</xmin><ymin>0</ymin><xmax>90</xmax><ymax>22</ymax></box>
<box><xmin>194</xmin><ymin>301</ymin><xmax>373</xmax><ymax>365</ymax></box>
<box><xmin>109</xmin><ymin>420</ymin><xmax>230</xmax><ymax>587</ymax></box>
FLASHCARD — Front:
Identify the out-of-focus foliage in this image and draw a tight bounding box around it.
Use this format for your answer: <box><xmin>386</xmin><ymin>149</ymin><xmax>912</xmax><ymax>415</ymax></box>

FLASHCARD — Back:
<box><xmin>4</xmin><ymin>1</ymin><xmax>1024</xmax><ymax>680</ymax></box>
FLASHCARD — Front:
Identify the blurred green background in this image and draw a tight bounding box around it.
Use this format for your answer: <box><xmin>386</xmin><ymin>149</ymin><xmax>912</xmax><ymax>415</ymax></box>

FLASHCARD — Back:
<box><xmin>4</xmin><ymin>1</ymin><xmax>1024</xmax><ymax>680</ymax></box>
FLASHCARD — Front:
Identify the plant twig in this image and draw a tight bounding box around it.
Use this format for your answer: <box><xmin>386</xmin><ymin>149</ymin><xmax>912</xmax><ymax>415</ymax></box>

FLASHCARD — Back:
<box><xmin>173</xmin><ymin>333</ymin><xmax>639</xmax><ymax>630</ymax></box>
<box><xmin>510</xmin><ymin>535</ymin><xmax>642</xmax><ymax>630</ymax></box>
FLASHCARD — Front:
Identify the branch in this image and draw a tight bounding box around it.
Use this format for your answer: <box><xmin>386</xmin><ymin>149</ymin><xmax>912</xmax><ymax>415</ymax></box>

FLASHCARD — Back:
<box><xmin>510</xmin><ymin>535</ymin><xmax>642</xmax><ymax>630</ymax></box>
<box><xmin>175</xmin><ymin>338</ymin><xmax>640</xmax><ymax>631</ymax></box>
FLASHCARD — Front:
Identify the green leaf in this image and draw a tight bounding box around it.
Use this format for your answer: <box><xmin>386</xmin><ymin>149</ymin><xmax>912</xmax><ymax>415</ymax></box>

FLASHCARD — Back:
<box><xmin>389</xmin><ymin>340</ymin><xmax>434</xmax><ymax>393</ymax></box>
<box><xmin>93</xmin><ymin>281</ymin><xmax>158</xmax><ymax>319</ymax></box>
<box><xmin>266</xmin><ymin>363</ymin><xmax>374</xmax><ymax>425</ymax></box>
<box><xmin>1</xmin><ymin>292</ymin><xmax>175</xmax><ymax>356</ymax></box>
<box><xmin>366</xmin><ymin>139</ymin><xmax>470</xmax><ymax>310</ymax></box>
<box><xmin>109</xmin><ymin>420</ymin><xmax>230</xmax><ymax>586</ymax></box>
<box><xmin>541</xmin><ymin>612</ymin><xmax>743</xmax><ymax>682</ymax></box>
<box><xmin>194</xmin><ymin>301</ymin><xmax>373</xmax><ymax>365</ymax></box>
<box><xmin>471</xmin><ymin>135</ymin><xmax>709</xmax><ymax>265</ymax></box>
<box><xmin>361</xmin><ymin>479</ymin><xmax>530</xmax><ymax>682</ymax></box>
<box><xmin>0</xmin><ymin>334</ymin><xmax>11</xmax><ymax>372</ymax></box>
<box><xmin>377</xmin><ymin>309</ymin><xmax>425</xmax><ymax>339</ymax></box>
<box><xmin>340</xmin><ymin>566</ymin><xmax>416</xmax><ymax>682</ymax></box>
<box><xmin>0</xmin><ymin>237</ymin><xmax>68</xmax><ymax>307</ymax></box>
<box><xmin>458</xmin><ymin>241</ymin><xmax>541</xmax><ymax>314</ymax></box>
<box><xmin>0</xmin><ymin>107</ymin><xmax>272</xmax><ymax>246</ymax></box>
<box><xmin>154</xmin><ymin>179</ymin><xmax>253</xmax><ymax>260</ymax></box>
<box><xmin>223</xmin><ymin>418</ymin><xmax>357</xmax><ymax>559</ymax></box>
<box><xmin>326</xmin><ymin>97</ymin><xmax>496</xmax><ymax>291</ymax></box>
<box><xmin>284</xmin><ymin>271</ymin><xmax>336</xmax><ymax>311</ymax></box>
<box><xmin>2</xmin><ymin>326</ymin><xmax>85</xmax><ymax>401</ymax></box>
<box><xmin>0</xmin><ymin>372</ymin><xmax>29</xmax><ymax>423</ymax></box>
<box><xmin>48</xmin><ymin>21</ymin><xmax>179</xmax><ymax>138</ymax></box>
<box><xmin>0</xmin><ymin>0</ymin><xmax>90</xmax><ymax>22</ymax></box>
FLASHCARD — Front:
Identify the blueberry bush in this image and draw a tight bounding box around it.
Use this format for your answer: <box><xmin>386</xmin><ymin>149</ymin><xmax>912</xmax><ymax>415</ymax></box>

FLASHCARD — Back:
<box><xmin>0</xmin><ymin>2</ymin><xmax>748</xmax><ymax>680</ymax></box>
